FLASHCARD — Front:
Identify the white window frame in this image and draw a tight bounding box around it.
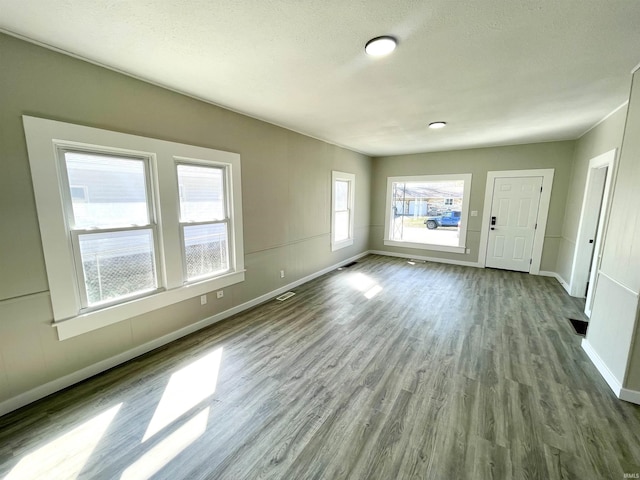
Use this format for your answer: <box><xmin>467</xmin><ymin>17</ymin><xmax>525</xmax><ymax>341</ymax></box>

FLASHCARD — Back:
<box><xmin>331</xmin><ymin>171</ymin><xmax>355</xmax><ymax>251</ymax></box>
<box><xmin>59</xmin><ymin>148</ymin><xmax>162</xmax><ymax>310</ymax></box>
<box><xmin>383</xmin><ymin>173</ymin><xmax>472</xmax><ymax>254</ymax></box>
<box><xmin>23</xmin><ymin>116</ymin><xmax>245</xmax><ymax>340</ymax></box>
<box><xmin>176</xmin><ymin>160</ymin><xmax>232</xmax><ymax>283</ymax></box>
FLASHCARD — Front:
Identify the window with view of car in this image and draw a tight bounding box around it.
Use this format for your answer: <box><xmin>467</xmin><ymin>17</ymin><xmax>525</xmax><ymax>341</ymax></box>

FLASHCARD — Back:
<box><xmin>23</xmin><ymin>116</ymin><xmax>245</xmax><ymax>340</ymax></box>
<box><xmin>384</xmin><ymin>173</ymin><xmax>472</xmax><ymax>254</ymax></box>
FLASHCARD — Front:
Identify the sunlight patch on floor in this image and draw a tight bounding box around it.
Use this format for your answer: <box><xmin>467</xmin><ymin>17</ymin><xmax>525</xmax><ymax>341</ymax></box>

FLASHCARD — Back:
<box><xmin>4</xmin><ymin>403</ymin><xmax>122</xmax><ymax>480</ymax></box>
<box><xmin>364</xmin><ymin>284</ymin><xmax>383</xmax><ymax>299</ymax></box>
<box><xmin>121</xmin><ymin>407</ymin><xmax>209</xmax><ymax>480</ymax></box>
<box><xmin>347</xmin><ymin>272</ymin><xmax>383</xmax><ymax>299</ymax></box>
<box><xmin>142</xmin><ymin>347</ymin><xmax>223</xmax><ymax>442</ymax></box>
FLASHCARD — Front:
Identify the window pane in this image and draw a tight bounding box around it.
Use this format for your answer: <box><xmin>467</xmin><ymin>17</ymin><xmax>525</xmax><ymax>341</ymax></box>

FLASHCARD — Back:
<box><xmin>335</xmin><ymin>180</ymin><xmax>349</xmax><ymax>211</ymax></box>
<box><xmin>390</xmin><ymin>180</ymin><xmax>464</xmax><ymax>246</ymax></box>
<box><xmin>65</xmin><ymin>152</ymin><xmax>149</xmax><ymax>229</ymax></box>
<box><xmin>177</xmin><ymin>164</ymin><xmax>225</xmax><ymax>222</ymax></box>
<box><xmin>183</xmin><ymin>223</ymin><xmax>229</xmax><ymax>280</ymax></box>
<box><xmin>70</xmin><ymin>185</ymin><xmax>88</xmax><ymax>202</ymax></box>
<box><xmin>334</xmin><ymin>210</ymin><xmax>350</xmax><ymax>242</ymax></box>
<box><xmin>78</xmin><ymin>229</ymin><xmax>157</xmax><ymax>306</ymax></box>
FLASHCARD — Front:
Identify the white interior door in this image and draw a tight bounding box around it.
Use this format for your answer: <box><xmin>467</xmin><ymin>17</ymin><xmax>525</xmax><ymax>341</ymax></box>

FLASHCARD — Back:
<box><xmin>485</xmin><ymin>176</ymin><xmax>543</xmax><ymax>272</ymax></box>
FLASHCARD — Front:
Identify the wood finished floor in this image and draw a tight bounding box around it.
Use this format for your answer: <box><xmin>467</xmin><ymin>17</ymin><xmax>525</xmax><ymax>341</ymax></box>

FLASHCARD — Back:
<box><xmin>1</xmin><ymin>254</ymin><xmax>640</xmax><ymax>479</ymax></box>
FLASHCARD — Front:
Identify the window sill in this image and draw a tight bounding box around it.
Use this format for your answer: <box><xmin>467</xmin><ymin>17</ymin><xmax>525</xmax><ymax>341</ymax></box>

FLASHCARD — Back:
<box><xmin>383</xmin><ymin>239</ymin><xmax>466</xmax><ymax>254</ymax></box>
<box><xmin>331</xmin><ymin>239</ymin><xmax>354</xmax><ymax>251</ymax></box>
<box><xmin>54</xmin><ymin>270</ymin><xmax>245</xmax><ymax>340</ymax></box>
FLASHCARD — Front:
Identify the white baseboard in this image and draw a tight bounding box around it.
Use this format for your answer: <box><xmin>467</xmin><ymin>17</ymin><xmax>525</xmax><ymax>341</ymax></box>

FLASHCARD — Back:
<box><xmin>539</xmin><ymin>270</ymin><xmax>571</xmax><ymax>294</ymax></box>
<box><xmin>581</xmin><ymin>338</ymin><xmax>624</xmax><ymax>397</ymax></box>
<box><xmin>620</xmin><ymin>387</ymin><xmax>640</xmax><ymax>405</ymax></box>
<box><xmin>538</xmin><ymin>270</ymin><xmax>558</xmax><ymax>278</ymax></box>
<box><xmin>0</xmin><ymin>250</ymin><xmax>371</xmax><ymax>417</ymax></box>
<box><xmin>369</xmin><ymin>250</ymin><xmax>481</xmax><ymax>268</ymax></box>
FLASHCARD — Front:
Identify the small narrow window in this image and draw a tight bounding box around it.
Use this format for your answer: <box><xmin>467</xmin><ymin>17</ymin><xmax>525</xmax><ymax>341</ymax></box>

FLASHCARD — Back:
<box><xmin>61</xmin><ymin>151</ymin><xmax>160</xmax><ymax>308</ymax></box>
<box><xmin>331</xmin><ymin>171</ymin><xmax>355</xmax><ymax>251</ymax></box>
<box><xmin>177</xmin><ymin>163</ymin><xmax>230</xmax><ymax>281</ymax></box>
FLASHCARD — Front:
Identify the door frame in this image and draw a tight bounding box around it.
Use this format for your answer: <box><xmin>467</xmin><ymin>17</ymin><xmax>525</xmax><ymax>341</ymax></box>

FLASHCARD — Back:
<box><xmin>569</xmin><ymin>149</ymin><xmax>617</xmax><ymax>301</ymax></box>
<box><xmin>478</xmin><ymin>169</ymin><xmax>555</xmax><ymax>274</ymax></box>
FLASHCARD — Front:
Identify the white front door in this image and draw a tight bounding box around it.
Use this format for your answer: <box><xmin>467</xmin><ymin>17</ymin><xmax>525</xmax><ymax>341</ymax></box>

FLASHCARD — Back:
<box><xmin>485</xmin><ymin>176</ymin><xmax>543</xmax><ymax>272</ymax></box>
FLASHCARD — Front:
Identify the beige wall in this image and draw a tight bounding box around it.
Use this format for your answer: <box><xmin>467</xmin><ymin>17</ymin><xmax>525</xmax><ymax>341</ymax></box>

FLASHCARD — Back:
<box><xmin>555</xmin><ymin>105</ymin><xmax>628</xmax><ymax>284</ymax></box>
<box><xmin>1</xmin><ymin>30</ymin><xmax>638</xmax><ymax>413</ymax></box>
<box><xmin>586</xmin><ymin>70</ymin><xmax>640</xmax><ymax>391</ymax></box>
<box><xmin>0</xmin><ymin>33</ymin><xmax>371</xmax><ymax>409</ymax></box>
<box><xmin>370</xmin><ymin>142</ymin><xmax>575</xmax><ymax>271</ymax></box>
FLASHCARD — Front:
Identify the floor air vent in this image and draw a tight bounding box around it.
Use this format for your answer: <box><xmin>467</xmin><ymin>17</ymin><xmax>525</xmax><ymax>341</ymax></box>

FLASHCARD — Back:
<box><xmin>276</xmin><ymin>291</ymin><xmax>296</xmax><ymax>301</ymax></box>
<box><xmin>337</xmin><ymin>261</ymin><xmax>358</xmax><ymax>271</ymax></box>
<box><xmin>568</xmin><ymin>318</ymin><xmax>588</xmax><ymax>336</ymax></box>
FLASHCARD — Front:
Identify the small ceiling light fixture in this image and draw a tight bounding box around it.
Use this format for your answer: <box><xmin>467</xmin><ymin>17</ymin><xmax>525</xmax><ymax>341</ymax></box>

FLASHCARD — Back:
<box><xmin>428</xmin><ymin>121</ymin><xmax>447</xmax><ymax>129</ymax></box>
<box><xmin>365</xmin><ymin>36</ymin><xmax>397</xmax><ymax>57</ymax></box>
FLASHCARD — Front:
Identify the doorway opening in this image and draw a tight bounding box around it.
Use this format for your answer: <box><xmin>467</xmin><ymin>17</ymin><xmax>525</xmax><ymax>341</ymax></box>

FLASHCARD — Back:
<box><xmin>569</xmin><ymin>149</ymin><xmax>617</xmax><ymax>317</ymax></box>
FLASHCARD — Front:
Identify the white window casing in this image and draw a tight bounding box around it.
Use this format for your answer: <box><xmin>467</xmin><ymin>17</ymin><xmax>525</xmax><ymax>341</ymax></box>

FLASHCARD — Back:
<box><xmin>23</xmin><ymin>116</ymin><xmax>245</xmax><ymax>340</ymax></box>
<box><xmin>331</xmin><ymin>171</ymin><xmax>355</xmax><ymax>251</ymax></box>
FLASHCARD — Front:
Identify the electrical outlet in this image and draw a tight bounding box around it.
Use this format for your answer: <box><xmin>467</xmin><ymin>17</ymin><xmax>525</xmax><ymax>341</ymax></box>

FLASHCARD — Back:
<box><xmin>200</xmin><ymin>295</ymin><xmax>207</xmax><ymax>305</ymax></box>
<box><xmin>216</xmin><ymin>290</ymin><xmax>224</xmax><ymax>299</ymax></box>
<box><xmin>280</xmin><ymin>270</ymin><xmax>285</xmax><ymax>278</ymax></box>
<box><xmin>471</xmin><ymin>210</ymin><xmax>478</xmax><ymax>217</ymax></box>
<box><xmin>466</xmin><ymin>248</ymin><xmax>471</xmax><ymax>254</ymax></box>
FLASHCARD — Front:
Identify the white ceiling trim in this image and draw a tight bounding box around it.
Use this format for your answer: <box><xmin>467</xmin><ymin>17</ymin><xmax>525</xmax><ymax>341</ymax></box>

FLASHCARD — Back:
<box><xmin>578</xmin><ymin>101</ymin><xmax>630</xmax><ymax>140</ymax></box>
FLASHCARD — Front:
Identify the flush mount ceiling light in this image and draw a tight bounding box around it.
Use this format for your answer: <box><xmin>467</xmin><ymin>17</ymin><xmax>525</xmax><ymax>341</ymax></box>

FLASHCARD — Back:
<box><xmin>365</xmin><ymin>36</ymin><xmax>397</xmax><ymax>56</ymax></box>
<box><xmin>428</xmin><ymin>121</ymin><xmax>447</xmax><ymax>129</ymax></box>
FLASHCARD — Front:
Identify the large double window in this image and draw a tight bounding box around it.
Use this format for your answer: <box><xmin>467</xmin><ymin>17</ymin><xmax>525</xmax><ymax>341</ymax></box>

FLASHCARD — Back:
<box><xmin>24</xmin><ymin>116</ymin><xmax>244</xmax><ymax>339</ymax></box>
<box><xmin>384</xmin><ymin>174</ymin><xmax>472</xmax><ymax>254</ymax></box>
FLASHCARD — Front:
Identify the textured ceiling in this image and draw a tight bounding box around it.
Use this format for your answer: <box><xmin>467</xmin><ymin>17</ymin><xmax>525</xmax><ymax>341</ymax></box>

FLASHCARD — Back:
<box><xmin>1</xmin><ymin>0</ymin><xmax>640</xmax><ymax>156</ymax></box>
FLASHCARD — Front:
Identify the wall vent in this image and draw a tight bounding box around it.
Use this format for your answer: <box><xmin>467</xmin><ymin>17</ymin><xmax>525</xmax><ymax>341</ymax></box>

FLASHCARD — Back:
<box><xmin>276</xmin><ymin>291</ymin><xmax>296</xmax><ymax>301</ymax></box>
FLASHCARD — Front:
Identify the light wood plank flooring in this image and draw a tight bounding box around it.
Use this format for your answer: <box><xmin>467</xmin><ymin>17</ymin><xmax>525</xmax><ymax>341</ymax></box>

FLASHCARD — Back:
<box><xmin>1</xmin><ymin>254</ymin><xmax>640</xmax><ymax>479</ymax></box>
